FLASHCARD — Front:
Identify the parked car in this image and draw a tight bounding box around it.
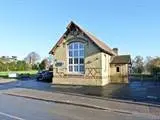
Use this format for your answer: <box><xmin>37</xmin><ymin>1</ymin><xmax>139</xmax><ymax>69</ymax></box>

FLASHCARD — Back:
<box><xmin>37</xmin><ymin>70</ymin><xmax>53</xmax><ymax>82</ymax></box>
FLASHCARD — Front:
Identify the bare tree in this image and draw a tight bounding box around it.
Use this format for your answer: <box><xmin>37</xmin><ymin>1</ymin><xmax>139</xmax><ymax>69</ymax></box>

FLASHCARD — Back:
<box><xmin>132</xmin><ymin>56</ymin><xmax>144</xmax><ymax>73</ymax></box>
<box><xmin>24</xmin><ymin>52</ymin><xmax>40</xmax><ymax>65</ymax></box>
<box><xmin>144</xmin><ymin>56</ymin><xmax>153</xmax><ymax>73</ymax></box>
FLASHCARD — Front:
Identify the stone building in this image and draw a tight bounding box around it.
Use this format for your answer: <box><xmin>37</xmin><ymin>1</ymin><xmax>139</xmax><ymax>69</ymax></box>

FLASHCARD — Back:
<box><xmin>49</xmin><ymin>21</ymin><xmax>131</xmax><ymax>86</ymax></box>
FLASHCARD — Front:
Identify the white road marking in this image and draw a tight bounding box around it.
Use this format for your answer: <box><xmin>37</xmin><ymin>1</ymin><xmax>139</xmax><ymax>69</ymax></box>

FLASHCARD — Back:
<box><xmin>0</xmin><ymin>111</ymin><xmax>25</xmax><ymax>120</ymax></box>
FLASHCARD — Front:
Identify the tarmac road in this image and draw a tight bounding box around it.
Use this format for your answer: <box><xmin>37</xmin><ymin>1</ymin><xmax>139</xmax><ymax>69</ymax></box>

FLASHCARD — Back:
<box><xmin>0</xmin><ymin>93</ymin><xmax>151</xmax><ymax>120</ymax></box>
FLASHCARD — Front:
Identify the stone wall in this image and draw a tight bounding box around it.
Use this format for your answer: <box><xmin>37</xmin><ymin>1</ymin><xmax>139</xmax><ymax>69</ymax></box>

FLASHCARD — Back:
<box><xmin>52</xmin><ymin>33</ymin><xmax>108</xmax><ymax>86</ymax></box>
<box><xmin>101</xmin><ymin>53</ymin><xmax>111</xmax><ymax>85</ymax></box>
<box><xmin>110</xmin><ymin>64</ymin><xmax>129</xmax><ymax>83</ymax></box>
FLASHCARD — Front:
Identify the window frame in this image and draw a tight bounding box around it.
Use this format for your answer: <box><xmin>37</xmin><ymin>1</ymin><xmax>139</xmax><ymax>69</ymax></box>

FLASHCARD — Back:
<box><xmin>67</xmin><ymin>42</ymin><xmax>85</xmax><ymax>74</ymax></box>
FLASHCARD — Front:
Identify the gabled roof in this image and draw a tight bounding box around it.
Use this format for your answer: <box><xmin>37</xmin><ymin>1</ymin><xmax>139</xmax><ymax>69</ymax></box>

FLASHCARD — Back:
<box><xmin>110</xmin><ymin>55</ymin><xmax>131</xmax><ymax>64</ymax></box>
<box><xmin>49</xmin><ymin>21</ymin><xmax>116</xmax><ymax>55</ymax></box>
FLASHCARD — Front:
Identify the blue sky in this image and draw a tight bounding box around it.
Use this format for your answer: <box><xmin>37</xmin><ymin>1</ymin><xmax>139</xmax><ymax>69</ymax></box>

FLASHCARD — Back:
<box><xmin>0</xmin><ymin>0</ymin><xmax>160</xmax><ymax>60</ymax></box>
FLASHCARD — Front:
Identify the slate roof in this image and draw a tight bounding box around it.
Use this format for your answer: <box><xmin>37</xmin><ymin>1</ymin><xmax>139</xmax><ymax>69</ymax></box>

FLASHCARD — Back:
<box><xmin>49</xmin><ymin>21</ymin><xmax>116</xmax><ymax>55</ymax></box>
<box><xmin>110</xmin><ymin>55</ymin><xmax>131</xmax><ymax>64</ymax></box>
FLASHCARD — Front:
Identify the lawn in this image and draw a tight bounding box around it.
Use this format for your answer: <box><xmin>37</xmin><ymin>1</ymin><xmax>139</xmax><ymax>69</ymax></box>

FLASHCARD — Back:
<box><xmin>0</xmin><ymin>70</ymin><xmax>38</xmax><ymax>77</ymax></box>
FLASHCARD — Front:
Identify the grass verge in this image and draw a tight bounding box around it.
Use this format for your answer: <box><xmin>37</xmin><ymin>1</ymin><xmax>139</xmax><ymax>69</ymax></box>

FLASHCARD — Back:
<box><xmin>0</xmin><ymin>71</ymin><xmax>38</xmax><ymax>78</ymax></box>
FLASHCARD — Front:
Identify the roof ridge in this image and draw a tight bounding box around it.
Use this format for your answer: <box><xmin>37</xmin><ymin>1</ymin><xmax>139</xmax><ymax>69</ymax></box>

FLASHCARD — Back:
<box><xmin>69</xmin><ymin>21</ymin><xmax>116</xmax><ymax>55</ymax></box>
<box><xmin>50</xmin><ymin>21</ymin><xmax>116</xmax><ymax>55</ymax></box>
<box><xmin>71</xmin><ymin>21</ymin><xmax>112</xmax><ymax>45</ymax></box>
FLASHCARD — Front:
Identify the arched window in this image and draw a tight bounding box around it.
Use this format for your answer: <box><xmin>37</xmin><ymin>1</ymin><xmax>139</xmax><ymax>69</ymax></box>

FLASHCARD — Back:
<box><xmin>68</xmin><ymin>42</ymin><xmax>84</xmax><ymax>73</ymax></box>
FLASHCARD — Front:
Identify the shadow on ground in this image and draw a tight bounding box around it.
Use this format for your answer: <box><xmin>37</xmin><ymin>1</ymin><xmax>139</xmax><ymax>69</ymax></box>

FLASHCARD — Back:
<box><xmin>0</xmin><ymin>77</ymin><xmax>160</xmax><ymax>105</ymax></box>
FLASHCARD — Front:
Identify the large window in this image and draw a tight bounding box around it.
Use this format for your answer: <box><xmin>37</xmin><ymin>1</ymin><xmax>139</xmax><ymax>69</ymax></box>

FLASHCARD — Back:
<box><xmin>68</xmin><ymin>42</ymin><xmax>84</xmax><ymax>73</ymax></box>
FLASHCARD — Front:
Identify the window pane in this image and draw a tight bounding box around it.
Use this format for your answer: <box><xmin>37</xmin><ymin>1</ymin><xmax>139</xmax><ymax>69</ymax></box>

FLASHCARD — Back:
<box><xmin>69</xmin><ymin>51</ymin><xmax>73</xmax><ymax>57</ymax></box>
<box><xmin>79</xmin><ymin>65</ymin><xmax>84</xmax><ymax>72</ymax></box>
<box><xmin>74</xmin><ymin>50</ymin><xmax>78</xmax><ymax>57</ymax></box>
<box><xmin>74</xmin><ymin>43</ymin><xmax>78</xmax><ymax>49</ymax></box>
<box><xmin>69</xmin><ymin>58</ymin><xmax>73</xmax><ymax>64</ymax></box>
<box><xmin>79</xmin><ymin>50</ymin><xmax>84</xmax><ymax>56</ymax></box>
<box><xmin>69</xmin><ymin>66</ymin><xmax>73</xmax><ymax>72</ymax></box>
<box><xmin>116</xmin><ymin>67</ymin><xmax>120</xmax><ymax>72</ymax></box>
<box><xmin>69</xmin><ymin>44</ymin><xmax>73</xmax><ymax>49</ymax></box>
<box><xmin>74</xmin><ymin>65</ymin><xmax>78</xmax><ymax>72</ymax></box>
<box><xmin>74</xmin><ymin>58</ymin><xmax>78</xmax><ymax>64</ymax></box>
<box><xmin>79</xmin><ymin>43</ymin><xmax>84</xmax><ymax>49</ymax></box>
<box><xmin>68</xmin><ymin>42</ymin><xmax>84</xmax><ymax>73</ymax></box>
<box><xmin>80</xmin><ymin>58</ymin><xmax>84</xmax><ymax>64</ymax></box>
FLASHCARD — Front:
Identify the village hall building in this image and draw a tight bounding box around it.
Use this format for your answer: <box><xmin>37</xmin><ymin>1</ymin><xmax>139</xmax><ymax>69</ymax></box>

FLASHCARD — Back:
<box><xmin>49</xmin><ymin>21</ymin><xmax>131</xmax><ymax>86</ymax></box>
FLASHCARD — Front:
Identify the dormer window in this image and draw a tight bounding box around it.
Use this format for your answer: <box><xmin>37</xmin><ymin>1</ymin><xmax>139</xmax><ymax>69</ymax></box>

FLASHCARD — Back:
<box><xmin>68</xmin><ymin>42</ymin><xmax>84</xmax><ymax>73</ymax></box>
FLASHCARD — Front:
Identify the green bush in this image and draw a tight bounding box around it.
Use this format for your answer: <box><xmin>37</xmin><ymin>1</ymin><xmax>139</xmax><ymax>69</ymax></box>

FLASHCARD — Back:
<box><xmin>0</xmin><ymin>60</ymin><xmax>33</xmax><ymax>71</ymax></box>
<box><xmin>151</xmin><ymin>66</ymin><xmax>160</xmax><ymax>75</ymax></box>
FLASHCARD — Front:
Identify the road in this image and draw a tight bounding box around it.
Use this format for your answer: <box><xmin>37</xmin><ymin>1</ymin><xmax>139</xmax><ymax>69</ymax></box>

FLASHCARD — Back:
<box><xmin>0</xmin><ymin>93</ymin><xmax>151</xmax><ymax>120</ymax></box>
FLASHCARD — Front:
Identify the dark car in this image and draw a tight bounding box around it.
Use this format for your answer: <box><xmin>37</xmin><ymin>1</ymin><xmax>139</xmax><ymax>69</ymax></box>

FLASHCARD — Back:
<box><xmin>37</xmin><ymin>70</ymin><xmax>53</xmax><ymax>82</ymax></box>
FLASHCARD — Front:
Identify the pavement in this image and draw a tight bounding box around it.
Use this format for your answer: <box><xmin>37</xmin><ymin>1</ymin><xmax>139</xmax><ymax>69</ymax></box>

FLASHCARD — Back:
<box><xmin>0</xmin><ymin>94</ymin><xmax>152</xmax><ymax>120</ymax></box>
